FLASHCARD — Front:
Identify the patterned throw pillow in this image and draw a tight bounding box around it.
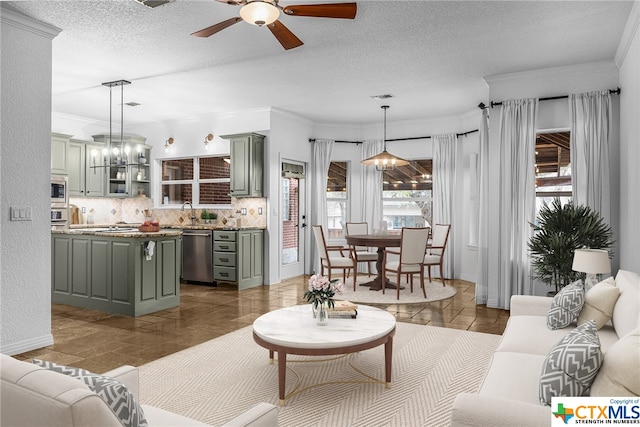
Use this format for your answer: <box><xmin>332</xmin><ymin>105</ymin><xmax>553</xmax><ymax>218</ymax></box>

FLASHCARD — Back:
<box><xmin>547</xmin><ymin>280</ymin><xmax>585</xmax><ymax>330</ymax></box>
<box><xmin>32</xmin><ymin>359</ymin><xmax>147</xmax><ymax>427</ymax></box>
<box><xmin>539</xmin><ymin>320</ymin><xmax>603</xmax><ymax>405</ymax></box>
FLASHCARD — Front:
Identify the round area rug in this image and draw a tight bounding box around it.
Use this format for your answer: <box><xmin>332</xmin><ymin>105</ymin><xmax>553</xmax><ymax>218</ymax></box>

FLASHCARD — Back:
<box><xmin>336</xmin><ymin>277</ymin><xmax>457</xmax><ymax>305</ymax></box>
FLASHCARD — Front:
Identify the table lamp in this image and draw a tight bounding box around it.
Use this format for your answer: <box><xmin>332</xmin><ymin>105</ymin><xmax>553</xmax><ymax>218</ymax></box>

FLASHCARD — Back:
<box><xmin>572</xmin><ymin>248</ymin><xmax>611</xmax><ymax>291</ymax></box>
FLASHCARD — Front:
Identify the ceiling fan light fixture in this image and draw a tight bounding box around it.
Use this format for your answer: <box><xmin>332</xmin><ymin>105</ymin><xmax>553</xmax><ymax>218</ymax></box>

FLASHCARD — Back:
<box><xmin>240</xmin><ymin>1</ymin><xmax>280</xmax><ymax>26</ymax></box>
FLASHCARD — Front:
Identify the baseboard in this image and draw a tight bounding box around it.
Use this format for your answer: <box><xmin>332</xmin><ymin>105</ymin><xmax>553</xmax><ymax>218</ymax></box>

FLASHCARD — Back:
<box><xmin>457</xmin><ymin>273</ymin><xmax>476</xmax><ymax>283</ymax></box>
<box><xmin>1</xmin><ymin>334</ymin><xmax>53</xmax><ymax>356</ymax></box>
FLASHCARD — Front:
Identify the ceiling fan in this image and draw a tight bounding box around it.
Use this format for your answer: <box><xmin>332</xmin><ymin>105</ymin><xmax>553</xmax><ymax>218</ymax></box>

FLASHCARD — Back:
<box><xmin>191</xmin><ymin>1</ymin><xmax>357</xmax><ymax>50</ymax></box>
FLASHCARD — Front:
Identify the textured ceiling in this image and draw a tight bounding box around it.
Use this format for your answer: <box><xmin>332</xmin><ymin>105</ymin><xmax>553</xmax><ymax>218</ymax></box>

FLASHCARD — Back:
<box><xmin>3</xmin><ymin>0</ymin><xmax>633</xmax><ymax>126</ymax></box>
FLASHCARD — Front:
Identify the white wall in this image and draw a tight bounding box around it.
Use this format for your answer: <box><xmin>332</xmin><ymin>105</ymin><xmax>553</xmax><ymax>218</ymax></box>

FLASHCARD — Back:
<box><xmin>484</xmin><ymin>61</ymin><xmax>621</xmax><ymax>300</ymax></box>
<box><xmin>0</xmin><ymin>8</ymin><xmax>60</xmax><ymax>354</ymax></box>
<box><xmin>617</xmin><ymin>0</ymin><xmax>640</xmax><ymax>273</ymax></box>
<box><xmin>267</xmin><ymin>109</ymin><xmax>314</xmax><ymax>283</ymax></box>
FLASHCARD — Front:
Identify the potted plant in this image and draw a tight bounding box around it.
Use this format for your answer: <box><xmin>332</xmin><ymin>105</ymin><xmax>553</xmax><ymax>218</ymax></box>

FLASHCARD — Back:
<box><xmin>200</xmin><ymin>210</ymin><xmax>218</xmax><ymax>224</ymax></box>
<box><xmin>528</xmin><ymin>198</ymin><xmax>614</xmax><ymax>295</ymax></box>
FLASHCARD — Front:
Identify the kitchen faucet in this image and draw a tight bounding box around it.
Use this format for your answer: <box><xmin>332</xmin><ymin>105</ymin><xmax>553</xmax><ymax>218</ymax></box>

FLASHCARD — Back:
<box><xmin>181</xmin><ymin>201</ymin><xmax>196</xmax><ymax>226</ymax></box>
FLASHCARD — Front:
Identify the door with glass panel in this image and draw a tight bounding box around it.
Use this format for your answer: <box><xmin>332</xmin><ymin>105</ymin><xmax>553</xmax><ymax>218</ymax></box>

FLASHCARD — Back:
<box><xmin>281</xmin><ymin>161</ymin><xmax>306</xmax><ymax>279</ymax></box>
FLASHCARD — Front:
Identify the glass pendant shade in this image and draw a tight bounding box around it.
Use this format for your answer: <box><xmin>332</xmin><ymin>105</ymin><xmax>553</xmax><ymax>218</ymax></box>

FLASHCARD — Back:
<box><xmin>240</xmin><ymin>1</ymin><xmax>280</xmax><ymax>26</ymax></box>
<box><xmin>361</xmin><ymin>105</ymin><xmax>409</xmax><ymax>171</ymax></box>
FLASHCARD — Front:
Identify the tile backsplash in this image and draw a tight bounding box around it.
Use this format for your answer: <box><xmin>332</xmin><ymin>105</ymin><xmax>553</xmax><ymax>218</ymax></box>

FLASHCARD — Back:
<box><xmin>69</xmin><ymin>197</ymin><xmax>267</xmax><ymax>228</ymax></box>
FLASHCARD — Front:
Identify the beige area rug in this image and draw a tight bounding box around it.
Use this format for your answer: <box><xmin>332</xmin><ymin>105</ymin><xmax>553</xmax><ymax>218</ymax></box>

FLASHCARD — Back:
<box><xmin>337</xmin><ymin>277</ymin><xmax>457</xmax><ymax>305</ymax></box>
<box><xmin>138</xmin><ymin>323</ymin><xmax>501</xmax><ymax>427</ymax></box>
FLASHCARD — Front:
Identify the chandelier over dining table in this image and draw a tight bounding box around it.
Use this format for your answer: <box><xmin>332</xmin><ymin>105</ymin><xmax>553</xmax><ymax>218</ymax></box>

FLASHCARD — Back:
<box><xmin>361</xmin><ymin>105</ymin><xmax>409</xmax><ymax>171</ymax></box>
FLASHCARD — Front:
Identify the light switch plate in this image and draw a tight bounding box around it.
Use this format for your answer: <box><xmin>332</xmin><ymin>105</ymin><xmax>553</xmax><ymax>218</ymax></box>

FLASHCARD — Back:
<box><xmin>241</xmin><ymin>208</ymin><xmax>247</xmax><ymax>215</ymax></box>
<box><xmin>10</xmin><ymin>206</ymin><xmax>32</xmax><ymax>221</ymax></box>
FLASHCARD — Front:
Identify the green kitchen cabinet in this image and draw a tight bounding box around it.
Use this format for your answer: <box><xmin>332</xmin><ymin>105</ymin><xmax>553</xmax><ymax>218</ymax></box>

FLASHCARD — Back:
<box><xmin>213</xmin><ymin>229</ymin><xmax>263</xmax><ymax>289</ymax></box>
<box><xmin>222</xmin><ymin>133</ymin><xmax>264</xmax><ymax>197</ymax></box>
<box><xmin>51</xmin><ymin>232</ymin><xmax>181</xmax><ymax>316</ymax></box>
<box><xmin>67</xmin><ymin>140</ymin><xmax>106</xmax><ymax>197</ymax></box>
<box><xmin>51</xmin><ymin>133</ymin><xmax>72</xmax><ymax>175</ymax></box>
<box><xmin>238</xmin><ymin>229</ymin><xmax>264</xmax><ymax>289</ymax></box>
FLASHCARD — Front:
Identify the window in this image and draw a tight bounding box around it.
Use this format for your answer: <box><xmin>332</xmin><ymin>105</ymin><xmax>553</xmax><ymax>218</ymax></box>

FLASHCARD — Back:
<box><xmin>535</xmin><ymin>131</ymin><xmax>572</xmax><ymax>213</ymax></box>
<box><xmin>160</xmin><ymin>156</ymin><xmax>230</xmax><ymax>206</ymax></box>
<box><xmin>326</xmin><ymin>161</ymin><xmax>348</xmax><ymax>240</ymax></box>
<box><xmin>382</xmin><ymin>159</ymin><xmax>433</xmax><ymax>231</ymax></box>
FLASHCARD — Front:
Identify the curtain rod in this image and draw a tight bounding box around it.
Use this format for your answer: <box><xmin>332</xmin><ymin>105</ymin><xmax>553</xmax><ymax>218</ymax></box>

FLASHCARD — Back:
<box><xmin>308</xmin><ymin>128</ymin><xmax>478</xmax><ymax>144</ymax></box>
<box><xmin>481</xmin><ymin>87</ymin><xmax>621</xmax><ymax>109</ymax></box>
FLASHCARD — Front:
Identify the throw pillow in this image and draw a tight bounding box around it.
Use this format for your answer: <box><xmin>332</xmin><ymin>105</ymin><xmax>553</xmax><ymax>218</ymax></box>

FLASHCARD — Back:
<box><xmin>32</xmin><ymin>359</ymin><xmax>147</xmax><ymax>427</ymax></box>
<box><xmin>547</xmin><ymin>280</ymin><xmax>585</xmax><ymax>330</ymax></box>
<box><xmin>577</xmin><ymin>277</ymin><xmax>620</xmax><ymax>329</ymax></box>
<box><xmin>539</xmin><ymin>320</ymin><xmax>603</xmax><ymax>405</ymax></box>
<box><xmin>590</xmin><ymin>328</ymin><xmax>640</xmax><ymax>397</ymax></box>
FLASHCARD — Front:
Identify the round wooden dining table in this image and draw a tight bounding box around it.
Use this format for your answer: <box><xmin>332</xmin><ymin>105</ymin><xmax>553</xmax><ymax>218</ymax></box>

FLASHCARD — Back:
<box><xmin>345</xmin><ymin>233</ymin><xmax>402</xmax><ymax>291</ymax></box>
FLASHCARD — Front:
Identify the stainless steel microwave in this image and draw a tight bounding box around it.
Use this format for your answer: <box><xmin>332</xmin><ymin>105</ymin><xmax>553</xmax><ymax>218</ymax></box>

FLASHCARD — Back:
<box><xmin>51</xmin><ymin>175</ymin><xmax>68</xmax><ymax>207</ymax></box>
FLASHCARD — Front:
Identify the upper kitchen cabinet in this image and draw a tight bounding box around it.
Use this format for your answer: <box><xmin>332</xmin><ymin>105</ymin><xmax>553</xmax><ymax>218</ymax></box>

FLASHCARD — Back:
<box><xmin>92</xmin><ymin>134</ymin><xmax>151</xmax><ymax>198</ymax></box>
<box><xmin>222</xmin><ymin>133</ymin><xmax>264</xmax><ymax>197</ymax></box>
<box><xmin>68</xmin><ymin>139</ymin><xmax>106</xmax><ymax>197</ymax></box>
<box><xmin>51</xmin><ymin>133</ymin><xmax>72</xmax><ymax>175</ymax></box>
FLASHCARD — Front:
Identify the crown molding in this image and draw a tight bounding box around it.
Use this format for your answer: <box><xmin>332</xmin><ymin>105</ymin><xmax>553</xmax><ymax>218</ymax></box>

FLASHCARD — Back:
<box><xmin>0</xmin><ymin>6</ymin><xmax>61</xmax><ymax>39</ymax></box>
<box><xmin>484</xmin><ymin>61</ymin><xmax>618</xmax><ymax>84</ymax></box>
<box><xmin>615</xmin><ymin>0</ymin><xmax>640</xmax><ymax>67</ymax></box>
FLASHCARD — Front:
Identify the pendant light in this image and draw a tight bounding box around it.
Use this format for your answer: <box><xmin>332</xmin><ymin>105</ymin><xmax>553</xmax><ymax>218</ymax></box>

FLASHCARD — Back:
<box><xmin>102</xmin><ymin>79</ymin><xmax>131</xmax><ymax>165</ymax></box>
<box><xmin>361</xmin><ymin>105</ymin><xmax>409</xmax><ymax>171</ymax></box>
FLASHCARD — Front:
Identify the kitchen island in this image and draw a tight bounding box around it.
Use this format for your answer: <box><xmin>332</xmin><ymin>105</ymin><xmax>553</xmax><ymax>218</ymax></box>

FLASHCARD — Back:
<box><xmin>51</xmin><ymin>228</ymin><xmax>182</xmax><ymax>316</ymax></box>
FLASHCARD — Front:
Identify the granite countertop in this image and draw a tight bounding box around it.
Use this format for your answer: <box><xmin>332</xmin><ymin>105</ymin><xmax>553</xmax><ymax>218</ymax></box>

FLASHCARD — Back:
<box><xmin>175</xmin><ymin>225</ymin><xmax>266</xmax><ymax>231</ymax></box>
<box><xmin>65</xmin><ymin>224</ymin><xmax>266</xmax><ymax>233</ymax></box>
<box><xmin>54</xmin><ymin>227</ymin><xmax>183</xmax><ymax>237</ymax></box>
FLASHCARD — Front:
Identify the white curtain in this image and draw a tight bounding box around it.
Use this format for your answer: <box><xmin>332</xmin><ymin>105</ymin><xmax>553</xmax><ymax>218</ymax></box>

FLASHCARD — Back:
<box><xmin>361</xmin><ymin>139</ymin><xmax>383</xmax><ymax>226</ymax></box>
<box><xmin>569</xmin><ymin>90</ymin><xmax>612</xmax><ymax>226</ymax></box>
<box><xmin>359</xmin><ymin>140</ymin><xmax>384</xmax><ymax>273</ymax></box>
<box><xmin>310</xmin><ymin>139</ymin><xmax>334</xmax><ymax>274</ymax></box>
<box><xmin>432</xmin><ymin>133</ymin><xmax>457</xmax><ymax>280</ymax></box>
<box><xmin>475</xmin><ymin>109</ymin><xmax>490</xmax><ymax>304</ymax></box>
<box><xmin>495</xmin><ymin>98</ymin><xmax>538</xmax><ymax>309</ymax></box>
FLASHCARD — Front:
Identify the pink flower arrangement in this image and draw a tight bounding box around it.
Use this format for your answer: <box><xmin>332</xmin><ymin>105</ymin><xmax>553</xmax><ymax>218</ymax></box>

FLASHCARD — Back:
<box><xmin>304</xmin><ymin>274</ymin><xmax>344</xmax><ymax>309</ymax></box>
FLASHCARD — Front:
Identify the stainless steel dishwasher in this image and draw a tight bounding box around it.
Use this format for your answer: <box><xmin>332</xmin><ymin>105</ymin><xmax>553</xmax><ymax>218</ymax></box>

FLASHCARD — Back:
<box><xmin>182</xmin><ymin>229</ymin><xmax>214</xmax><ymax>284</ymax></box>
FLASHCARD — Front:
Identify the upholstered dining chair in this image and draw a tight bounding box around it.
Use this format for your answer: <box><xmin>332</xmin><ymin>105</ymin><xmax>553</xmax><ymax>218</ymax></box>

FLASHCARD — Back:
<box><xmin>312</xmin><ymin>225</ymin><xmax>355</xmax><ymax>285</ymax></box>
<box><xmin>345</xmin><ymin>222</ymin><xmax>377</xmax><ymax>288</ymax></box>
<box><xmin>381</xmin><ymin>227</ymin><xmax>431</xmax><ymax>300</ymax></box>
<box><xmin>423</xmin><ymin>223</ymin><xmax>451</xmax><ymax>286</ymax></box>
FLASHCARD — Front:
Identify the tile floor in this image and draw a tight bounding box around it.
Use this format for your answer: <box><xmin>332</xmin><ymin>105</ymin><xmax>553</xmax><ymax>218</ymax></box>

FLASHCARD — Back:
<box><xmin>15</xmin><ymin>276</ymin><xmax>509</xmax><ymax>373</ymax></box>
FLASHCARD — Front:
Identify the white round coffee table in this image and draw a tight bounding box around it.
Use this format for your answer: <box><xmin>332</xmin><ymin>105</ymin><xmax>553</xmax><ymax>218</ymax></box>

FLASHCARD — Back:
<box><xmin>252</xmin><ymin>304</ymin><xmax>396</xmax><ymax>405</ymax></box>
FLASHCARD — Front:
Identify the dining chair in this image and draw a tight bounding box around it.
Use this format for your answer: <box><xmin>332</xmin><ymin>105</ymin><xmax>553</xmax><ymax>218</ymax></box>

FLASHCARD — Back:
<box><xmin>312</xmin><ymin>225</ymin><xmax>355</xmax><ymax>285</ymax></box>
<box><xmin>423</xmin><ymin>224</ymin><xmax>451</xmax><ymax>286</ymax></box>
<box><xmin>381</xmin><ymin>227</ymin><xmax>431</xmax><ymax>300</ymax></box>
<box><xmin>345</xmin><ymin>222</ymin><xmax>377</xmax><ymax>288</ymax></box>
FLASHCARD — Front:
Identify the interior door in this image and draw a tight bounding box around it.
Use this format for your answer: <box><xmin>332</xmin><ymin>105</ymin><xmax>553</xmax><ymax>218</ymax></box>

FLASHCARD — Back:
<box><xmin>280</xmin><ymin>160</ymin><xmax>306</xmax><ymax>279</ymax></box>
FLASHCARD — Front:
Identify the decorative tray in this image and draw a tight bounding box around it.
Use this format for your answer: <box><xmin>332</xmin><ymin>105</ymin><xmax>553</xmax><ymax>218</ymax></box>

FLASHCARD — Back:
<box><xmin>138</xmin><ymin>225</ymin><xmax>161</xmax><ymax>232</ymax></box>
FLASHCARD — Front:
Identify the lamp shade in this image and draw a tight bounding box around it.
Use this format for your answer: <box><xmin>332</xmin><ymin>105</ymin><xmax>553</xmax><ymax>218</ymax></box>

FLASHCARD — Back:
<box><xmin>240</xmin><ymin>1</ymin><xmax>280</xmax><ymax>26</ymax></box>
<box><xmin>361</xmin><ymin>150</ymin><xmax>409</xmax><ymax>170</ymax></box>
<box><xmin>572</xmin><ymin>248</ymin><xmax>611</xmax><ymax>274</ymax></box>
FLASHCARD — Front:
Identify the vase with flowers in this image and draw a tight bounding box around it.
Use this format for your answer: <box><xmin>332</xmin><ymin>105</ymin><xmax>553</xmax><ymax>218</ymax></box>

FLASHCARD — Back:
<box><xmin>303</xmin><ymin>274</ymin><xmax>344</xmax><ymax>326</ymax></box>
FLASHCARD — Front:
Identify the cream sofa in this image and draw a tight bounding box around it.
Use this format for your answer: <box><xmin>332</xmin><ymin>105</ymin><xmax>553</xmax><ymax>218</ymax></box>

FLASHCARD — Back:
<box><xmin>451</xmin><ymin>269</ymin><xmax>640</xmax><ymax>427</ymax></box>
<box><xmin>0</xmin><ymin>355</ymin><xmax>278</xmax><ymax>426</ymax></box>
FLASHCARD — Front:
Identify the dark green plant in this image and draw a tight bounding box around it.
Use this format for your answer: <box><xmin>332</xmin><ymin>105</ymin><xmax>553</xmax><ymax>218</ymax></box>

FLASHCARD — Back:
<box><xmin>528</xmin><ymin>198</ymin><xmax>614</xmax><ymax>292</ymax></box>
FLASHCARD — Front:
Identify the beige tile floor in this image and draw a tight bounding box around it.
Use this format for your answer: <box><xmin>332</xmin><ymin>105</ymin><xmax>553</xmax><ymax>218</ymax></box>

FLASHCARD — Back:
<box><xmin>15</xmin><ymin>276</ymin><xmax>508</xmax><ymax>373</ymax></box>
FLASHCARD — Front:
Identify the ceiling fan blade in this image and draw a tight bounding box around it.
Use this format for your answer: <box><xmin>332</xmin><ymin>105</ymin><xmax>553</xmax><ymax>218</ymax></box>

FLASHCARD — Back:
<box><xmin>267</xmin><ymin>20</ymin><xmax>303</xmax><ymax>50</ymax></box>
<box><xmin>191</xmin><ymin>17</ymin><xmax>243</xmax><ymax>37</ymax></box>
<box><xmin>215</xmin><ymin>0</ymin><xmax>243</xmax><ymax>5</ymax></box>
<box><xmin>283</xmin><ymin>3</ymin><xmax>357</xmax><ymax>19</ymax></box>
